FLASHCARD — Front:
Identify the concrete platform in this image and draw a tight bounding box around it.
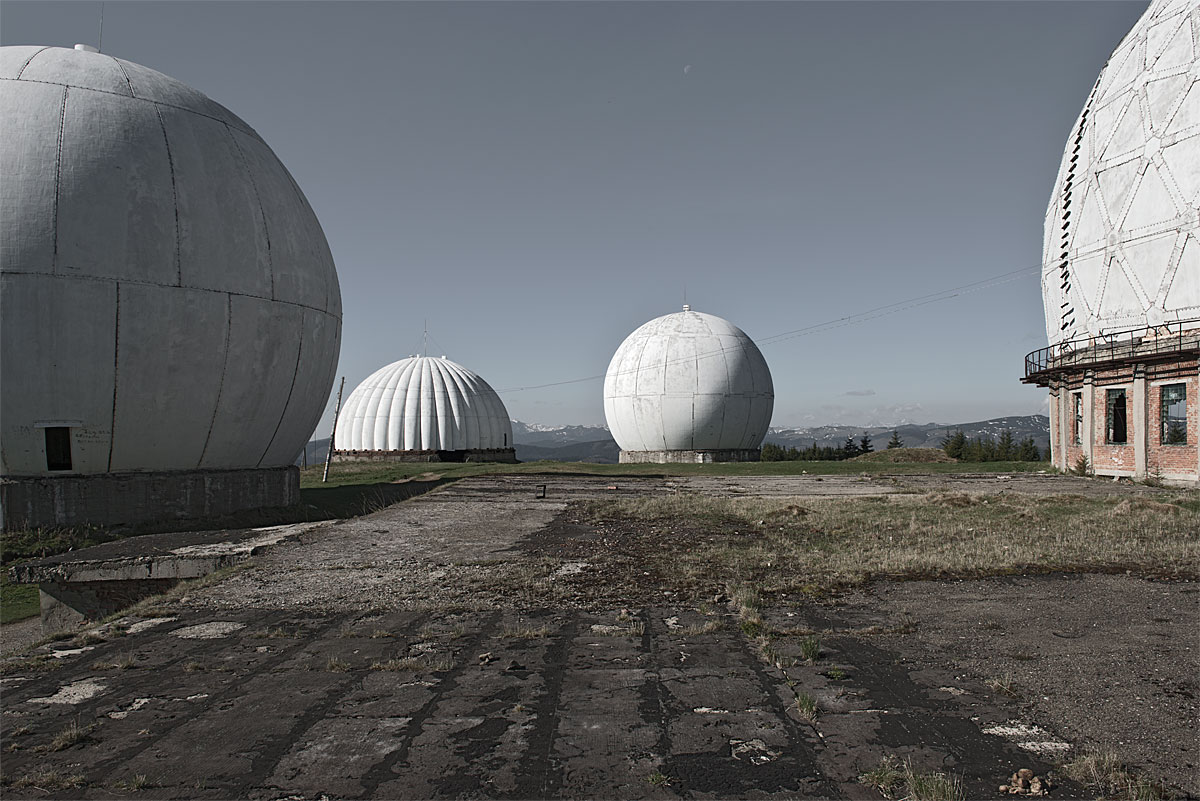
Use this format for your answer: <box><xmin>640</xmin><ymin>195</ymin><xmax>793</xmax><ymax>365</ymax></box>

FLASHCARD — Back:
<box><xmin>1</xmin><ymin>474</ymin><xmax>1193</xmax><ymax>798</ymax></box>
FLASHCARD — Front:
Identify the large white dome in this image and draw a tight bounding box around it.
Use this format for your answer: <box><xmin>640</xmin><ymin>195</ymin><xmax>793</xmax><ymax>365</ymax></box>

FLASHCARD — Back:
<box><xmin>0</xmin><ymin>46</ymin><xmax>341</xmax><ymax>476</ymax></box>
<box><xmin>603</xmin><ymin>308</ymin><xmax>774</xmax><ymax>453</ymax></box>
<box><xmin>1042</xmin><ymin>0</ymin><xmax>1200</xmax><ymax>346</ymax></box>
<box><xmin>335</xmin><ymin>357</ymin><xmax>513</xmax><ymax>452</ymax></box>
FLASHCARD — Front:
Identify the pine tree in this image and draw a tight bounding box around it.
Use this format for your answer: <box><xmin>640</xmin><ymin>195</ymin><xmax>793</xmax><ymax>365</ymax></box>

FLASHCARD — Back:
<box><xmin>997</xmin><ymin>430</ymin><xmax>1015</xmax><ymax>461</ymax></box>
<box><xmin>860</xmin><ymin>433</ymin><xmax>873</xmax><ymax>454</ymax></box>
<box><xmin>942</xmin><ymin>430</ymin><xmax>967</xmax><ymax>460</ymax></box>
<box><xmin>761</xmin><ymin>442</ymin><xmax>786</xmax><ymax>461</ymax></box>
<box><xmin>842</xmin><ymin>436</ymin><xmax>859</xmax><ymax>460</ymax></box>
<box><xmin>886</xmin><ymin>430</ymin><xmax>903</xmax><ymax>449</ymax></box>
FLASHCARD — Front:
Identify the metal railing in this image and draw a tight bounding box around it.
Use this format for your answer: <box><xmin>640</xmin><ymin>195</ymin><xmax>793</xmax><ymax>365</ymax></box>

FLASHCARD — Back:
<box><xmin>1023</xmin><ymin>317</ymin><xmax>1200</xmax><ymax>383</ymax></box>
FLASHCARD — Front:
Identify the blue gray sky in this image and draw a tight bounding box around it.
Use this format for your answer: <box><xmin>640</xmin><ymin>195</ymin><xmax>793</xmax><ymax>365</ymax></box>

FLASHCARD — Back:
<box><xmin>3</xmin><ymin>1</ymin><xmax>1148</xmax><ymax>430</ymax></box>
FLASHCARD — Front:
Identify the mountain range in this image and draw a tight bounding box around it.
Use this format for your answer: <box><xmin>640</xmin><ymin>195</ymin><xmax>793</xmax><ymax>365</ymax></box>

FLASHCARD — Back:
<box><xmin>302</xmin><ymin>415</ymin><xmax>1050</xmax><ymax>466</ymax></box>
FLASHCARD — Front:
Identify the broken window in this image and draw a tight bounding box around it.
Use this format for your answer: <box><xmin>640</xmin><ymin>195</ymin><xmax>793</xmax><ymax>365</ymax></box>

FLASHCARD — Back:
<box><xmin>1072</xmin><ymin>393</ymin><xmax>1082</xmax><ymax>445</ymax></box>
<box><xmin>1106</xmin><ymin>389</ymin><xmax>1127</xmax><ymax>445</ymax></box>
<box><xmin>1161</xmin><ymin>383</ymin><xmax>1187</xmax><ymax>445</ymax></box>
<box><xmin>45</xmin><ymin>427</ymin><xmax>73</xmax><ymax>471</ymax></box>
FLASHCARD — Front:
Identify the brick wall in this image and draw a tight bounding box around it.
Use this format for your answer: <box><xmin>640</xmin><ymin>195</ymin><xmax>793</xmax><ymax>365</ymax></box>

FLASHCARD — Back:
<box><xmin>1048</xmin><ymin>355</ymin><xmax>1197</xmax><ymax>482</ymax></box>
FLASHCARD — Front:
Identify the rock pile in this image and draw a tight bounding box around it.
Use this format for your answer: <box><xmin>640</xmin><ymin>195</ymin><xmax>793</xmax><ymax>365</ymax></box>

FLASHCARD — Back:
<box><xmin>999</xmin><ymin>768</ymin><xmax>1051</xmax><ymax>796</ymax></box>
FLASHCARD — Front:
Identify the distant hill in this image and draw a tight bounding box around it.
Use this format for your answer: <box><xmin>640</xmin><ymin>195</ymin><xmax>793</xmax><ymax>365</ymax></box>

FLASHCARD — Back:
<box><xmin>302</xmin><ymin>415</ymin><xmax>1050</xmax><ymax>465</ymax></box>
<box><xmin>765</xmin><ymin>415</ymin><xmax>1051</xmax><ymax>452</ymax></box>
<box><xmin>511</xmin><ymin>421</ymin><xmax>612</xmax><ymax>447</ymax></box>
<box><xmin>515</xmin><ymin>440</ymin><xmax>620</xmax><ymax>464</ymax></box>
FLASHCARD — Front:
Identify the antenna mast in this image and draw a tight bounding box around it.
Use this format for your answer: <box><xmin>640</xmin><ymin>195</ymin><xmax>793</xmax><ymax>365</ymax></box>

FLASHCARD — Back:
<box><xmin>98</xmin><ymin>2</ymin><xmax>105</xmax><ymax>52</ymax></box>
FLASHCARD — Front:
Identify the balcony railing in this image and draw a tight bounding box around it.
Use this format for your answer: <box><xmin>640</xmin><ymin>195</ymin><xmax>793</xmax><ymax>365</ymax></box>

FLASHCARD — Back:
<box><xmin>1023</xmin><ymin>317</ymin><xmax>1200</xmax><ymax>384</ymax></box>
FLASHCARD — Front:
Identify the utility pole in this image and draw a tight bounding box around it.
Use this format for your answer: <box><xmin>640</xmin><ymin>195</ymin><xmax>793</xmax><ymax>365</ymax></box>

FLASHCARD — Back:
<box><xmin>322</xmin><ymin>377</ymin><xmax>345</xmax><ymax>483</ymax></box>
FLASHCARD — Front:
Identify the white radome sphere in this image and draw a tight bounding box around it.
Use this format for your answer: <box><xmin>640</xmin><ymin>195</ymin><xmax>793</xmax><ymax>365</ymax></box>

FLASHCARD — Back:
<box><xmin>1042</xmin><ymin>0</ymin><xmax>1200</xmax><ymax>345</ymax></box>
<box><xmin>603</xmin><ymin>309</ymin><xmax>774</xmax><ymax>452</ymax></box>
<box><xmin>335</xmin><ymin>357</ymin><xmax>513</xmax><ymax>452</ymax></box>
<box><xmin>0</xmin><ymin>46</ymin><xmax>341</xmax><ymax>475</ymax></box>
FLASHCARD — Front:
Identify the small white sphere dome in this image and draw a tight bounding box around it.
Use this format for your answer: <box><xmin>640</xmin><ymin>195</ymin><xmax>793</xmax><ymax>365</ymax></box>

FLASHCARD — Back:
<box><xmin>603</xmin><ymin>308</ymin><xmax>774</xmax><ymax>452</ymax></box>
<box><xmin>0</xmin><ymin>46</ymin><xmax>341</xmax><ymax>475</ymax></box>
<box><xmin>1042</xmin><ymin>0</ymin><xmax>1200</xmax><ymax>345</ymax></box>
<box><xmin>335</xmin><ymin>357</ymin><xmax>514</xmax><ymax>452</ymax></box>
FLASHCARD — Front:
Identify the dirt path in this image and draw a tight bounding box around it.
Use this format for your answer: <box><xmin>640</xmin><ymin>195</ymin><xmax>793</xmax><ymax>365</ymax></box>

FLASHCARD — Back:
<box><xmin>1</xmin><ymin>474</ymin><xmax>1194</xmax><ymax>799</ymax></box>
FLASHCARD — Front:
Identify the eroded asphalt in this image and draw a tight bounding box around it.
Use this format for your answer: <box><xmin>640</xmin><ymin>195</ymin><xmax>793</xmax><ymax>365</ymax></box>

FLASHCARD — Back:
<box><xmin>2</xmin><ymin>474</ymin><xmax>1193</xmax><ymax>799</ymax></box>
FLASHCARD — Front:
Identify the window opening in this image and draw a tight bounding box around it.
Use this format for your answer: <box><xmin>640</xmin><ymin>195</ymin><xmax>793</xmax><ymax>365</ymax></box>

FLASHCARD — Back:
<box><xmin>1161</xmin><ymin>384</ymin><xmax>1187</xmax><ymax>445</ymax></box>
<box><xmin>1106</xmin><ymin>389</ymin><xmax>1127</xmax><ymax>445</ymax></box>
<box><xmin>1072</xmin><ymin>393</ymin><xmax>1082</xmax><ymax>445</ymax></box>
<box><xmin>45</xmin><ymin>427</ymin><xmax>73</xmax><ymax>471</ymax></box>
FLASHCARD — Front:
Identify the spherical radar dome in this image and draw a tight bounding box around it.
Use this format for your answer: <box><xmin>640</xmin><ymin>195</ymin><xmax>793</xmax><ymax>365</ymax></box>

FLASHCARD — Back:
<box><xmin>604</xmin><ymin>308</ymin><xmax>774</xmax><ymax>452</ymax></box>
<box><xmin>0</xmin><ymin>46</ymin><xmax>341</xmax><ymax>475</ymax></box>
<box><xmin>335</xmin><ymin>357</ymin><xmax>514</xmax><ymax>452</ymax></box>
<box><xmin>1043</xmin><ymin>0</ymin><xmax>1200</xmax><ymax>345</ymax></box>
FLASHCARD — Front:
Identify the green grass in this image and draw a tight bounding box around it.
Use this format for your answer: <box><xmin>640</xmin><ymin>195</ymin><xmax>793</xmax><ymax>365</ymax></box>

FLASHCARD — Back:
<box><xmin>1</xmin><ymin>580</ymin><xmax>40</xmax><ymax>625</ymax></box>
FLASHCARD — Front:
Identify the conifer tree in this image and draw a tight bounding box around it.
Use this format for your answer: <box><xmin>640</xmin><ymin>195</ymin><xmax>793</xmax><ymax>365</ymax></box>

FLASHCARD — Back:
<box><xmin>842</xmin><ymin>436</ymin><xmax>859</xmax><ymax>459</ymax></box>
<box><xmin>860</xmin><ymin>433</ymin><xmax>873</xmax><ymax>454</ymax></box>
<box><xmin>942</xmin><ymin>430</ymin><xmax>967</xmax><ymax>459</ymax></box>
<box><xmin>886</xmin><ymin>430</ymin><xmax>903</xmax><ymax>449</ymax></box>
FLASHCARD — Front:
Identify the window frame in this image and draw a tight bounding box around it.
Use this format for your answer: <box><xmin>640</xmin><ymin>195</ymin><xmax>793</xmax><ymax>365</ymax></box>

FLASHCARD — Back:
<box><xmin>1160</xmin><ymin>383</ymin><xmax>1187</xmax><ymax>446</ymax></box>
<box><xmin>1072</xmin><ymin>392</ymin><xmax>1082</xmax><ymax>445</ymax></box>
<box><xmin>1105</xmin><ymin>388</ymin><xmax>1128</xmax><ymax>445</ymax></box>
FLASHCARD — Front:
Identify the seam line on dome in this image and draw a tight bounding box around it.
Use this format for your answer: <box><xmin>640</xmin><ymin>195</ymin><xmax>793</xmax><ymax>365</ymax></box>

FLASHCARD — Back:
<box><xmin>227</xmin><ymin>125</ymin><xmax>275</xmax><ymax>300</ymax></box>
<box><xmin>51</xmin><ymin>85</ymin><xmax>67</xmax><ymax>274</ymax></box>
<box><xmin>106</xmin><ymin>283</ymin><xmax>121</xmax><ymax>472</ymax></box>
<box><xmin>258</xmin><ymin>320</ymin><xmax>305</xmax><ymax>467</ymax></box>
<box><xmin>0</xmin><ymin>77</ymin><xmax>260</xmax><ymax>138</ymax></box>
<box><xmin>151</xmin><ymin>103</ymin><xmax>183</xmax><ymax>286</ymax></box>
<box><xmin>197</xmin><ymin>293</ymin><xmax>234</xmax><ymax>468</ymax></box>
<box><xmin>13</xmin><ymin>47</ymin><xmax>50</xmax><ymax>79</ymax></box>
<box><xmin>109</xmin><ymin>55</ymin><xmax>135</xmax><ymax>98</ymax></box>
<box><xmin>0</xmin><ymin>272</ymin><xmax>340</xmax><ymax>319</ymax></box>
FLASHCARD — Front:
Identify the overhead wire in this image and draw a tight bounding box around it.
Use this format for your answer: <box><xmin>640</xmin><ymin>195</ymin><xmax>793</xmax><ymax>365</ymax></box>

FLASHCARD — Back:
<box><xmin>493</xmin><ymin>260</ymin><xmax>1046</xmax><ymax>394</ymax></box>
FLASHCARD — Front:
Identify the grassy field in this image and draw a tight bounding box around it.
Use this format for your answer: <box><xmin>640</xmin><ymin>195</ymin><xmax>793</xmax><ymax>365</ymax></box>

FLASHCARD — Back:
<box><xmin>583</xmin><ymin>491</ymin><xmax>1200</xmax><ymax>598</ymax></box>
<box><xmin>303</xmin><ymin>456</ymin><xmax>1051</xmax><ymax>488</ymax></box>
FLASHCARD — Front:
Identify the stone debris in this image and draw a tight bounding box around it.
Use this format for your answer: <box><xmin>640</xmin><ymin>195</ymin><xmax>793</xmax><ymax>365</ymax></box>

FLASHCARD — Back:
<box><xmin>999</xmin><ymin>767</ymin><xmax>1052</xmax><ymax>796</ymax></box>
<box><xmin>938</xmin><ymin>685</ymin><xmax>967</xmax><ymax>696</ymax></box>
<box><xmin>693</xmin><ymin>707</ymin><xmax>730</xmax><ymax>714</ymax></box>
<box><xmin>729</xmin><ymin>738</ymin><xmax>780</xmax><ymax>765</ymax></box>
<box><xmin>982</xmin><ymin>722</ymin><xmax>1071</xmax><ymax>756</ymax></box>
<box><xmin>173</xmin><ymin>621</ymin><xmax>245</xmax><ymax>639</ymax></box>
<box><xmin>28</xmin><ymin>678</ymin><xmax>107</xmax><ymax>705</ymax></box>
<box><xmin>108</xmin><ymin>697</ymin><xmax>152</xmax><ymax>719</ymax></box>
<box><xmin>663</xmin><ymin>616</ymin><xmax>681</xmax><ymax>630</ymax></box>
<box><xmin>49</xmin><ymin>646</ymin><xmax>94</xmax><ymax>659</ymax></box>
<box><xmin>554</xmin><ymin>561</ymin><xmax>589</xmax><ymax>578</ymax></box>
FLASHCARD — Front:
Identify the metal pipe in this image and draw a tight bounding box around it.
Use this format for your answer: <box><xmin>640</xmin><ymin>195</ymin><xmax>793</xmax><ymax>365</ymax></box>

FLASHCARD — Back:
<box><xmin>322</xmin><ymin>377</ymin><xmax>345</xmax><ymax>483</ymax></box>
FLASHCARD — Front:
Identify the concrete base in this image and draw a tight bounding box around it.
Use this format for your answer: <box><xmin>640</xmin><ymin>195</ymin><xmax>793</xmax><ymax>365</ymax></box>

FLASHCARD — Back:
<box><xmin>334</xmin><ymin>449</ymin><xmax>518</xmax><ymax>464</ymax></box>
<box><xmin>10</xmin><ymin>522</ymin><xmax>312</xmax><ymax>634</ymax></box>
<box><xmin>619</xmin><ymin>449</ymin><xmax>762</xmax><ymax>464</ymax></box>
<box><xmin>0</xmin><ymin>466</ymin><xmax>299</xmax><ymax>532</ymax></box>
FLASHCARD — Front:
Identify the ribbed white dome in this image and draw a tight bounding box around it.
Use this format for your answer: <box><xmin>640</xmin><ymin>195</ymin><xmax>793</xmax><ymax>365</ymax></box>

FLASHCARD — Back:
<box><xmin>0</xmin><ymin>46</ymin><xmax>341</xmax><ymax>476</ymax></box>
<box><xmin>603</xmin><ymin>309</ymin><xmax>774</xmax><ymax>452</ymax></box>
<box><xmin>335</xmin><ymin>357</ymin><xmax>513</xmax><ymax>452</ymax></box>
<box><xmin>1042</xmin><ymin>0</ymin><xmax>1200</xmax><ymax>345</ymax></box>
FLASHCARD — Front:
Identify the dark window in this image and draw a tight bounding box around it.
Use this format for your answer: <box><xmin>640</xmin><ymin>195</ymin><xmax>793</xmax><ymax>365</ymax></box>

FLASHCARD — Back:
<box><xmin>45</xmin><ymin>427</ymin><xmax>72</xmax><ymax>471</ymax></box>
<box><xmin>1161</xmin><ymin>384</ymin><xmax>1187</xmax><ymax>445</ymax></box>
<box><xmin>1106</xmin><ymin>389</ymin><xmax>1127</xmax><ymax>445</ymax></box>
<box><xmin>1072</xmin><ymin>393</ymin><xmax>1082</xmax><ymax>445</ymax></box>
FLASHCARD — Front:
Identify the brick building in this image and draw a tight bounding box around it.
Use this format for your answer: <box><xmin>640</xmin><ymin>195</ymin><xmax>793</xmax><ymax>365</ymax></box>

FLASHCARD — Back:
<box><xmin>1023</xmin><ymin>323</ymin><xmax>1199</xmax><ymax>482</ymax></box>
<box><xmin>1030</xmin><ymin>0</ymin><xmax>1199</xmax><ymax>485</ymax></box>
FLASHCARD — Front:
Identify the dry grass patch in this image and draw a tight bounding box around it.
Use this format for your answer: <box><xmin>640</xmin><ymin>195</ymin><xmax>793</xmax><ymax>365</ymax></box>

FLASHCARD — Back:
<box><xmin>859</xmin><ymin>755</ymin><xmax>964</xmax><ymax>800</ymax></box>
<box><xmin>586</xmin><ymin>492</ymin><xmax>1199</xmax><ymax>595</ymax></box>
<box><xmin>1063</xmin><ymin>750</ymin><xmax>1175</xmax><ymax>800</ymax></box>
<box><xmin>9</xmin><ymin>768</ymin><xmax>87</xmax><ymax>791</ymax></box>
<box><xmin>47</xmin><ymin>720</ymin><xmax>96</xmax><ymax>752</ymax></box>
